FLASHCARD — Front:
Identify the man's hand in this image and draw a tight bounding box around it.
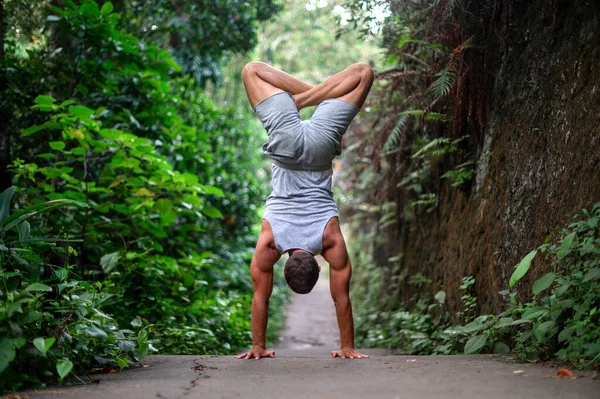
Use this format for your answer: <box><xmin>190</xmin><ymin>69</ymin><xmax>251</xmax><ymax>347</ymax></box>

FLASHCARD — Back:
<box><xmin>235</xmin><ymin>346</ymin><xmax>275</xmax><ymax>360</ymax></box>
<box><xmin>331</xmin><ymin>348</ymin><xmax>369</xmax><ymax>359</ymax></box>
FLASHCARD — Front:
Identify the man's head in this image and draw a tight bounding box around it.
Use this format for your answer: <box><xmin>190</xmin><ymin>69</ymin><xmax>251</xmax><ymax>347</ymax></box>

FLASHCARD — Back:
<box><xmin>284</xmin><ymin>251</ymin><xmax>320</xmax><ymax>294</ymax></box>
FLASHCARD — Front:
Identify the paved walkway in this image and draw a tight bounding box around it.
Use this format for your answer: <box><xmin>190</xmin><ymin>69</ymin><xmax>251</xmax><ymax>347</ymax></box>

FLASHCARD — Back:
<box><xmin>23</xmin><ymin>257</ymin><xmax>600</xmax><ymax>398</ymax></box>
<box><xmin>275</xmin><ymin>257</ymin><xmax>340</xmax><ymax>354</ymax></box>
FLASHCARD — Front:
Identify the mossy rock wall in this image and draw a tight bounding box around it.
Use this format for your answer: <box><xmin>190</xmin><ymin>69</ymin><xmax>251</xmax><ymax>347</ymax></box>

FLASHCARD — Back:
<box><xmin>386</xmin><ymin>1</ymin><xmax>600</xmax><ymax>314</ymax></box>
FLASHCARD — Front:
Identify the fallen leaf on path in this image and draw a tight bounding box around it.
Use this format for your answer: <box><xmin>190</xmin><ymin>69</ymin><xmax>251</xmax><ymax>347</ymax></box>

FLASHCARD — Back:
<box><xmin>91</xmin><ymin>367</ymin><xmax>117</xmax><ymax>374</ymax></box>
<box><xmin>406</xmin><ymin>359</ymin><xmax>417</xmax><ymax>362</ymax></box>
<box><xmin>513</xmin><ymin>370</ymin><xmax>525</xmax><ymax>375</ymax></box>
<box><xmin>556</xmin><ymin>368</ymin><xmax>575</xmax><ymax>378</ymax></box>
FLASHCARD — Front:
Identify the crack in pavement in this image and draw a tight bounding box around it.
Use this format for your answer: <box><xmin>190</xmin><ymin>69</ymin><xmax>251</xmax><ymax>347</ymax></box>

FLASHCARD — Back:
<box><xmin>156</xmin><ymin>359</ymin><xmax>216</xmax><ymax>399</ymax></box>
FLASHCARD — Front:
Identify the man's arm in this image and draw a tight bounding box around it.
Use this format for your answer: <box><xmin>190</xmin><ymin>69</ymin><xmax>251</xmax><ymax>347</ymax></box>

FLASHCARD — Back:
<box><xmin>235</xmin><ymin>220</ymin><xmax>281</xmax><ymax>359</ymax></box>
<box><xmin>321</xmin><ymin>218</ymin><xmax>369</xmax><ymax>359</ymax></box>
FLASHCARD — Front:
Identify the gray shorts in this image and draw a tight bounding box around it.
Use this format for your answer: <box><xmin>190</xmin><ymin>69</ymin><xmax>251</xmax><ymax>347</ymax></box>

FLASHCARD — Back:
<box><xmin>254</xmin><ymin>92</ymin><xmax>360</xmax><ymax>171</ymax></box>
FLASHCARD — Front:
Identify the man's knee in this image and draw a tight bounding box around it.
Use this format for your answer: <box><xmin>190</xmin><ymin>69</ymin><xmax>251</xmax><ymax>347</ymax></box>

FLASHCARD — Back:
<box><xmin>348</xmin><ymin>62</ymin><xmax>374</xmax><ymax>82</ymax></box>
<box><xmin>242</xmin><ymin>61</ymin><xmax>266</xmax><ymax>81</ymax></box>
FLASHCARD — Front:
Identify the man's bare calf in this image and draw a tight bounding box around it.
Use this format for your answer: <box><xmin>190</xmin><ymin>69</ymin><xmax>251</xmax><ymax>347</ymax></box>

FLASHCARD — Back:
<box><xmin>241</xmin><ymin>62</ymin><xmax>374</xmax><ymax>111</ymax></box>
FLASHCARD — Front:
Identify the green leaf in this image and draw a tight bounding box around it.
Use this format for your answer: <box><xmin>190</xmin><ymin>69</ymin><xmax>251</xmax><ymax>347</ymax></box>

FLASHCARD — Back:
<box><xmin>84</xmin><ymin>326</ymin><xmax>108</xmax><ymax>340</ymax></box>
<box><xmin>522</xmin><ymin>306</ymin><xmax>548</xmax><ymax>321</ymax></box>
<box><xmin>494</xmin><ymin>317</ymin><xmax>514</xmax><ymax>329</ymax></box>
<box><xmin>46</xmin><ymin>15</ymin><xmax>61</xmax><ymax>22</ymax></box>
<box><xmin>532</xmin><ymin>272</ymin><xmax>556</xmax><ymax>295</ymax></box>
<box><xmin>584</xmin><ymin>343</ymin><xmax>600</xmax><ymax>357</ymax></box>
<box><xmin>100</xmin><ymin>252</ymin><xmax>121</xmax><ymax>274</ymax></box>
<box><xmin>534</xmin><ymin>320</ymin><xmax>558</xmax><ymax>341</ymax></box>
<box><xmin>130</xmin><ymin>317</ymin><xmax>142</xmax><ymax>327</ymax></box>
<box><xmin>2</xmin><ymin>199</ymin><xmax>88</xmax><ymax>234</ymax></box>
<box><xmin>56</xmin><ymin>359</ymin><xmax>73</xmax><ymax>380</ymax></box>
<box><xmin>36</xmin><ymin>153</ymin><xmax>56</xmax><ymax>159</ymax></box>
<box><xmin>558</xmin><ymin>326</ymin><xmax>575</xmax><ymax>342</ymax></box>
<box><xmin>100</xmin><ymin>1</ymin><xmax>114</xmax><ymax>15</ymax></box>
<box><xmin>509</xmin><ymin>250</ymin><xmax>537</xmax><ymax>288</ymax></box>
<box><xmin>493</xmin><ymin>342</ymin><xmax>510</xmax><ymax>354</ymax></box>
<box><xmin>117</xmin><ymin>357</ymin><xmax>128</xmax><ymax>370</ymax></box>
<box><xmin>464</xmin><ymin>334</ymin><xmax>487</xmax><ymax>354</ymax></box>
<box><xmin>0</xmin><ymin>339</ymin><xmax>17</xmax><ymax>374</ymax></box>
<box><xmin>462</xmin><ymin>320</ymin><xmax>487</xmax><ymax>333</ymax></box>
<box><xmin>583</xmin><ymin>268</ymin><xmax>600</xmax><ymax>282</ymax></box>
<box><xmin>0</xmin><ymin>186</ymin><xmax>15</xmax><ymax>228</ymax></box>
<box><xmin>202</xmin><ymin>205</ymin><xmax>223</xmax><ymax>219</ymax></box>
<box><xmin>137</xmin><ymin>329</ymin><xmax>148</xmax><ymax>345</ymax></box>
<box><xmin>18</xmin><ymin>221</ymin><xmax>31</xmax><ymax>241</ymax></box>
<box><xmin>434</xmin><ymin>290</ymin><xmax>446</xmax><ymax>303</ymax></box>
<box><xmin>24</xmin><ymin>283</ymin><xmax>52</xmax><ymax>292</ymax></box>
<box><xmin>99</xmin><ymin>128</ymin><xmax>123</xmax><ymax>140</ymax></box>
<box><xmin>35</xmin><ymin>95</ymin><xmax>56</xmax><ymax>105</ymax></box>
<box><xmin>33</xmin><ymin>337</ymin><xmax>56</xmax><ymax>356</ymax></box>
<box><xmin>55</xmin><ymin>268</ymin><xmax>69</xmax><ymax>281</ymax></box>
<box><xmin>155</xmin><ymin>198</ymin><xmax>173</xmax><ymax>214</ymax></box>
<box><xmin>21</xmin><ymin>124</ymin><xmax>47</xmax><ymax>137</ymax></box>
<box><xmin>49</xmin><ymin>141</ymin><xmax>66</xmax><ymax>150</ymax></box>
<box><xmin>557</xmin><ymin>232</ymin><xmax>576</xmax><ymax>260</ymax></box>
<box><xmin>69</xmin><ymin>105</ymin><xmax>94</xmax><ymax>119</ymax></box>
<box><xmin>200</xmin><ymin>185</ymin><xmax>225</xmax><ymax>198</ymax></box>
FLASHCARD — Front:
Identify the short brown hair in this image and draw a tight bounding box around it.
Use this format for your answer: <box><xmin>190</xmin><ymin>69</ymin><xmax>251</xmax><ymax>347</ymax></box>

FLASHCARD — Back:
<box><xmin>284</xmin><ymin>252</ymin><xmax>319</xmax><ymax>294</ymax></box>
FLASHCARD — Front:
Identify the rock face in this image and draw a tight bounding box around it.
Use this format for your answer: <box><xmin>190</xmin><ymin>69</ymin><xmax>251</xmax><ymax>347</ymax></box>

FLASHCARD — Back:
<box><xmin>386</xmin><ymin>2</ymin><xmax>600</xmax><ymax>314</ymax></box>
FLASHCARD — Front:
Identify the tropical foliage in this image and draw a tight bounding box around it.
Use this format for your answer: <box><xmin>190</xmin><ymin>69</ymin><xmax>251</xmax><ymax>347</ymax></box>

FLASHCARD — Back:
<box><xmin>353</xmin><ymin>203</ymin><xmax>600</xmax><ymax>366</ymax></box>
<box><xmin>340</xmin><ymin>0</ymin><xmax>599</xmax><ymax>368</ymax></box>
<box><xmin>0</xmin><ymin>0</ymin><xmax>286</xmax><ymax>391</ymax></box>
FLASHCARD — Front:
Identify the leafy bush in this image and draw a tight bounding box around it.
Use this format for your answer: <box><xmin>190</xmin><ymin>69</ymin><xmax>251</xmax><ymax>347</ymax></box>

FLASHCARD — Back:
<box><xmin>0</xmin><ymin>187</ymin><xmax>149</xmax><ymax>391</ymax></box>
<box><xmin>1</xmin><ymin>0</ymin><xmax>288</xmax><ymax>391</ymax></box>
<box><xmin>353</xmin><ymin>203</ymin><xmax>600</xmax><ymax>367</ymax></box>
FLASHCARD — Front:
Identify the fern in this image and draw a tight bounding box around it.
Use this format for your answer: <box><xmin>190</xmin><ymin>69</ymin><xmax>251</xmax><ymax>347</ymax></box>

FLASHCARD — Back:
<box><xmin>412</xmin><ymin>137</ymin><xmax>451</xmax><ymax>159</ymax></box>
<box><xmin>403</xmin><ymin>109</ymin><xmax>448</xmax><ymax>122</ymax></box>
<box><xmin>412</xmin><ymin>135</ymin><xmax>468</xmax><ymax>159</ymax></box>
<box><xmin>385</xmin><ymin>110</ymin><xmax>448</xmax><ymax>151</ymax></box>
<box><xmin>410</xmin><ymin>193</ymin><xmax>438</xmax><ymax>211</ymax></box>
<box><xmin>429</xmin><ymin>68</ymin><xmax>456</xmax><ymax>100</ymax></box>
<box><xmin>384</xmin><ymin>113</ymin><xmax>409</xmax><ymax>151</ymax></box>
<box><xmin>441</xmin><ymin>160</ymin><xmax>475</xmax><ymax>188</ymax></box>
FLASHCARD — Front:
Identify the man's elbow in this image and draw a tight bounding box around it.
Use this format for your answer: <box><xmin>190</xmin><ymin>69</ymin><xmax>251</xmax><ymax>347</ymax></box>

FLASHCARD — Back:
<box><xmin>253</xmin><ymin>293</ymin><xmax>271</xmax><ymax>306</ymax></box>
<box><xmin>331</xmin><ymin>292</ymin><xmax>350</xmax><ymax>307</ymax></box>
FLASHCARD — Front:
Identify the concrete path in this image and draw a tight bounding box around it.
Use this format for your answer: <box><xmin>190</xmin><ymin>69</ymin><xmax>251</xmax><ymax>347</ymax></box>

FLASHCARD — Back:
<box><xmin>275</xmin><ymin>257</ymin><xmax>340</xmax><ymax>353</ymax></box>
<box><xmin>23</xmin><ymin>257</ymin><xmax>600</xmax><ymax>399</ymax></box>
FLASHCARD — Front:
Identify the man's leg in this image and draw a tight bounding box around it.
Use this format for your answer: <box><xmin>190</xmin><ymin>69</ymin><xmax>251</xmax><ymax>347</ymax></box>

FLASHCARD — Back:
<box><xmin>242</xmin><ymin>61</ymin><xmax>314</xmax><ymax>109</ymax></box>
<box><xmin>293</xmin><ymin>63</ymin><xmax>374</xmax><ymax>110</ymax></box>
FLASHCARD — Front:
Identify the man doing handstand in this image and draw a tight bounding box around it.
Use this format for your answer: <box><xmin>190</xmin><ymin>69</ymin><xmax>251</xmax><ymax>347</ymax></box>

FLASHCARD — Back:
<box><xmin>235</xmin><ymin>61</ymin><xmax>374</xmax><ymax>360</ymax></box>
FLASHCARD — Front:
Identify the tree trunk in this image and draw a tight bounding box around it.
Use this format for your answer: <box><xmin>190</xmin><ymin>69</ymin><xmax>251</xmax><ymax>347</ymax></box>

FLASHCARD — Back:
<box><xmin>0</xmin><ymin>0</ymin><xmax>4</xmax><ymax>62</ymax></box>
<box><xmin>0</xmin><ymin>0</ymin><xmax>12</xmax><ymax>191</ymax></box>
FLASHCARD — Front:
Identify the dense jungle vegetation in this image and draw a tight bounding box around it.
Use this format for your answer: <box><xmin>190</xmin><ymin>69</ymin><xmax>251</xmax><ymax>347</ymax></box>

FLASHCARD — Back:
<box><xmin>338</xmin><ymin>0</ymin><xmax>600</xmax><ymax>369</ymax></box>
<box><xmin>1</xmin><ymin>0</ymin><xmax>598</xmax><ymax>392</ymax></box>
<box><xmin>0</xmin><ymin>0</ymin><xmax>288</xmax><ymax>390</ymax></box>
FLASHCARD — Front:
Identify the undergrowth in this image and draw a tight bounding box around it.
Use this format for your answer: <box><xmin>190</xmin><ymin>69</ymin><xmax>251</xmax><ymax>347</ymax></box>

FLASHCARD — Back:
<box><xmin>353</xmin><ymin>203</ymin><xmax>600</xmax><ymax>368</ymax></box>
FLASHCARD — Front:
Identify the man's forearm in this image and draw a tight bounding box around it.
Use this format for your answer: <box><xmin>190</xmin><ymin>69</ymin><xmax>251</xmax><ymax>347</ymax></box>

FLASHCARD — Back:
<box><xmin>251</xmin><ymin>296</ymin><xmax>269</xmax><ymax>348</ymax></box>
<box><xmin>333</xmin><ymin>295</ymin><xmax>355</xmax><ymax>349</ymax></box>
